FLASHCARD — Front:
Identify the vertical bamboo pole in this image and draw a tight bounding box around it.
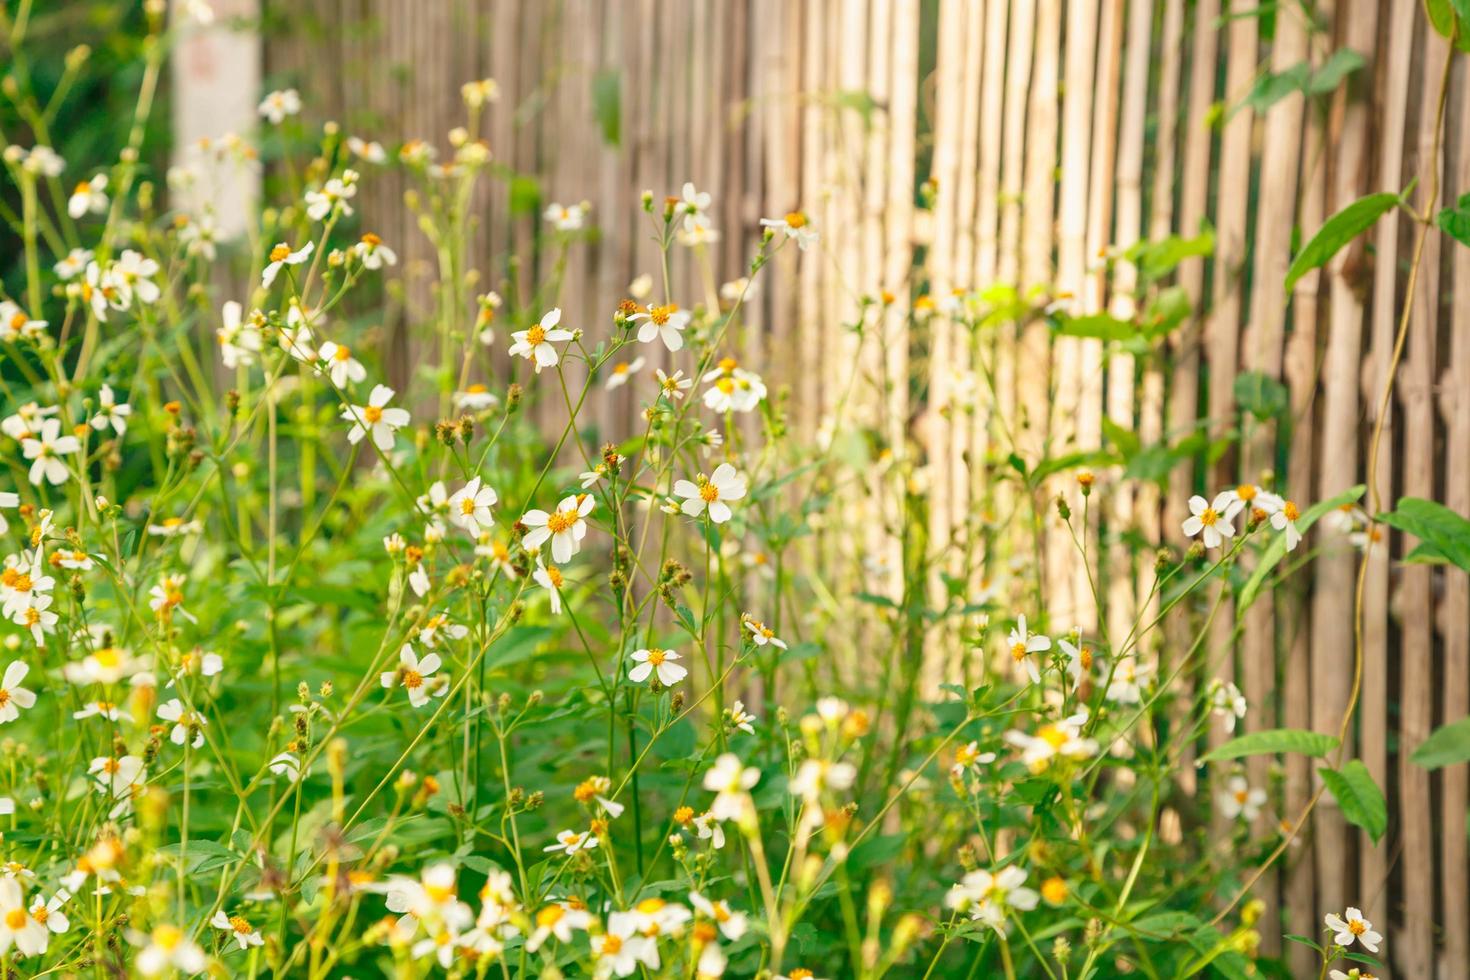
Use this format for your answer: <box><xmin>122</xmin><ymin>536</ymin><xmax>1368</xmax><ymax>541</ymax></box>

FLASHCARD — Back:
<box><xmin>1281</xmin><ymin>16</ymin><xmax>1332</xmax><ymax>972</ymax></box>
<box><xmin>1139</xmin><ymin>0</ymin><xmax>1182</xmax><ymax>642</ymax></box>
<box><xmin>924</xmin><ymin>0</ymin><xmax>964</xmax><ymax>686</ymax></box>
<box><xmin>1103</xmin><ymin>0</ymin><xmax>1140</xmax><ymax>659</ymax></box>
<box><xmin>1047</xmin><ymin>0</ymin><xmax>1097</xmax><ymax>630</ymax></box>
<box><xmin>1310</xmin><ymin>0</ymin><xmax>1378</xmax><ymax>926</ymax></box>
<box><xmin>1395</xmin><ymin>24</ymin><xmax>1450</xmax><ymax>976</ymax></box>
<box><xmin>1238</xmin><ymin>6</ymin><xmax>1308</xmax><ymax>954</ymax></box>
<box><xmin>1361</xmin><ymin>0</ymin><xmax>1417</xmax><ymax>933</ymax></box>
<box><xmin>1165</xmin><ymin>2</ymin><xmax>1218</xmax><ymax>804</ymax></box>
<box><xmin>973</xmin><ymin>0</ymin><xmax>1008</xmax><ymax>287</ymax></box>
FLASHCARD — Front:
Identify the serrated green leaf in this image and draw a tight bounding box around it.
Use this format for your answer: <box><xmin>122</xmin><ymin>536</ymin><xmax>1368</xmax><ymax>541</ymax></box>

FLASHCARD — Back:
<box><xmin>1200</xmin><ymin>728</ymin><xmax>1339</xmax><ymax>763</ymax></box>
<box><xmin>1437</xmin><ymin>192</ymin><xmax>1470</xmax><ymax>247</ymax></box>
<box><xmin>1377</xmin><ymin>496</ymin><xmax>1470</xmax><ymax>573</ymax></box>
<box><xmin>1285</xmin><ymin>192</ymin><xmax>1402</xmax><ymax>292</ymax></box>
<box><xmin>1411</xmin><ymin>715</ymin><xmax>1470</xmax><ymax>769</ymax></box>
<box><xmin>1321</xmin><ymin>760</ymin><xmax>1387</xmax><ymax>843</ymax></box>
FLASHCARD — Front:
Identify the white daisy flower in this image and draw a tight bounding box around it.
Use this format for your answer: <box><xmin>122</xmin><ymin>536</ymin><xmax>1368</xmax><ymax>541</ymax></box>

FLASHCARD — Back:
<box><xmin>341</xmin><ymin>384</ymin><xmax>411</xmax><ymax>451</ymax></box>
<box><xmin>507</xmin><ymin>308</ymin><xmax>573</xmax><ymax>372</ymax></box>
<box><xmin>317</xmin><ymin>341</ymin><xmax>367</xmax><ymax>388</ymax></box>
<box><xmin>21</xmin><ymin>418</ymin><xmax>81</xmax><ymax>486</ymax></box>
<box><xmin>759</xmin><ymin>210</ymin><xmax>818</xmax><ymax>250</ymax></box>
<box><xmin>261</xmin><ymin>241</ymin><xmax>313</xmax><ymax>289</ymax></box>
<box><xmin>67</xmin><ymin>174</ymin><xmax>108</xmax><ymax>220</ymax></box>
<box><xmin>628</xmin><ymin>647</ymin><xmax>687</xmax><ymax>687</ymax></box>
<box><xmin>673</xmin><ymin>463</ymin><xmax>746</xmax><ymax>523</ymax></box>
<box><xmin>89</xmin><ymin>384</ymin><xmax>132</xmax><ymax>435</ymax></box>
<box><xmin>1182</xmin><ymin>492</ymin><xmax>1235</xmax><ymax>549</ymax></box>
<box><xmin>604</xmin><ymin>356</ymin><xmax>646</xmax><ymax>390</ymax></box>
<box><xmin>521</xmin><ymin>493</ymin><xmax>594</xmax><ymax>564</ymax></box>
<box><xmin>629</xmin><ymin>304</ymin><xmax>690</xmax><ymax>352</ymax></box>
<box><xmin>1006</xmin><ymin>615</ymin><xmax>1050</xmax><ymax>685</ymax></box>
<box><xmin>1323</xmin><ymin>907</ymin><xmax>1381</xmax><ymax>952</ymax></box>
<box><xmin>380</xmin><ymin>645</ymin><xmax>447</xmax><ymax>708</ymax></box>
<box><xmin>257</xmin><ymin>88</ymin><xmax>302</xmax><ymax>125</ymax></box>
<box><xmin>1216</xmin><ymin>775</ymin><xmax>1267</xmax><ymax>822</ymax></box>
<box><xmin>447</xmin><ymin>477</ymin><xmax>498</xmax><ymax>532</ymax></box>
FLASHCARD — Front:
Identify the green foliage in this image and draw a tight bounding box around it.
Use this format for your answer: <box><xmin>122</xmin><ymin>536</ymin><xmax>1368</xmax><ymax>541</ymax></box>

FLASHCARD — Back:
<box><xmin>1320</xmin><ymin>761</ymin><xmax>1387</xmax><ymax>843</ymax></box>
<box><xmin>1285</xmin><ymin>192</ymin><xmax>1402</xmax><ymax>293</ymax></box>
<box><xmin>1200</xmin><ymin>729</ymin><xmax>1339</xmax><ymax>763</ymax></box>
<box><xmin>1377</xmin><ymin>496</ymin><xmax>1470</xmax><ymax>572</ymax></box>
<box><xmin>1412</xmin><ymin>715</ymin><xmax>1470</xmax><ymax>769</ymax></box>
<box><xmin>1438</xmin><ymin>192</ymin><xmax>1470</xmax><ymax>248</ymax></box>
<box><xmin>592</xmin><ymin>70</ymin><xmax>621</xmax><ymax>146</ymax></box>
<box><xmin>1233</xmin><ymin>371</ymin><xmax>1289</xmax><ymax>421</ymax></box>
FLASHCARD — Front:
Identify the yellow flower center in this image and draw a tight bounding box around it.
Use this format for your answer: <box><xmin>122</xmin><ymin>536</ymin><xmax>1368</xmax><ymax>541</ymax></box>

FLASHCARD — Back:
<box><xmin>546</xmin><ymin>508</ymin><xmax>578</xmax><ymax>533</ymax></box>
<box><xmin>229</xmin><ymin>916</ymin><xmax>253</xmax><ymax>934</ymax></box>
<box><xmin>361</xmin><ymin>232</ymin><xmax>382</xmax><ymax>247</ymax></box>
<box><xmin>270</xmin><ymin>244</ymin><xmax>291</xmax><ymax>262</ymax></box>
<box><xmin>333</xmin><ymin>345</ymin><xmax>352</xmax><ymax>361</ymax></box>
<box><xmin>784</xmin><ymin>212</ymin><xmax>807</xmax><ymax>229</ymax></box>
<box><xmin>1011</xmin><ymin>642</ymin><xmax>1027</xmax><ymax>662</ymax></box>
<box><xmin>8</xmin><ymin>313</ymin><xmax>26</xmax><ymax>331</ymax></box>
<box><xmin>1236</xmin><ymin>484</ymin><xmax>1257</xmax><ymax>501</ymax></box>
<box><xmin>363</xmin><ymin>405</ymin><xmax>383</xmax><ymax>424</ymax></box>
<box><xmin>646</xmin><ymin>649</ymin><xmax>666</xmax><ymax>666</ymax></box>
<box><xmin>525</xmin><ymin>325</ymin><xmax>546</xmax><ymax>346</ymax></box>
<box><xmin>1283</xmin><ymin>501</ymin><xmax>1299</xmax><ymax>521</ymax></box>
<box><xmin>1037</xmin><ymin>725</ymin><xmax>1068</xmax><ymax>749</ymax></box>
<box><xmin>1349</xmin><ymin>919</ymin><xmax>1366</xmax><ymax>936</ymax></box>
<box><xmin>602</xmin><ymin>934</ymin><xmax>623</xmax><ymax>954</ymax></box>
<box><xmin>4</xmin><ymin>909</ymin><xmax>26</xmax><ymax>929</ymax></box>
<box><xmin>402</xmin><ymin>670</ymin><xmax>423</xmax><ymax>689</ymax></box>
<box><xmin>467</xmin><ymin>383</ymin><xmax>488</xmax><ymax>393</ymax></box>
<box><xmin>699</xmin><ymin>482</ymin><xmax>719</xmax><ymax>503</ymax></box>
<box><xmin>650</xmin><ymin>304</ymin><xmax>677</xmax><ymax>325</ymax></box>
<box><xmin>612</xmin><ymin>362</ymin><xmax>630</xmax><ymax>375</ymax></box>
<box><xmin>536</xmin><ymin>906</ymin><xmax>564</xmax><ymax>927</ymax></box>
<box><xmin>1198</xmin><ymin>508</ymin><xmax>1219</xmax><ymax>528</ymax></box>
<box><xmin>544</xmin><ymin>565</ymin><xmax>564</xmax><ymax>588</ymax></box>
<box><xmin>716</xmin><ymin>378</ymin><xmax>735</xmax><ymax>394</ymax></box>
<box><xmin>154</xmin><ymin>925</ymin><xmax>183</xmax><ymax>950</ymax></box>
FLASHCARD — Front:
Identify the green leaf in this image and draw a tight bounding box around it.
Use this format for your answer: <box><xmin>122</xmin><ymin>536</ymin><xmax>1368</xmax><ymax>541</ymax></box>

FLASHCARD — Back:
<box><xmin>508</xmin><ymin>175</ymin><xmax>541</xmax><ymax>217</ymax></box>
<box><xmin>1320</xmin><ymin>760</ymin><xmax>1387</xmax><ymax>842</ymax></box>
<box><xmin>1102</xmin><ymin>417</ymin><xmax>1141</xmax><ymax>460</ymax></box>
<box><xmin>1285</xmin><ymin>192</ymin><xmax>1402</xmax><ymax>292</ymax></box>
<box><xmin>1239</xmin><ymin>61</ymin><xmax>1311</xmax><ymax>115</ymax></box>
<box><xmin>592</xmin><ymin>70</ymin><xmax>621</xmax><ymax>146</ymax></box>
<box><xmin>1411</xmin><ymin>715</ymin><xmax>1470</xmax><ymax>769</ymax></box>
<box><xmin>1236</xmin><ymin>485</ymin><xmax>1365</xmax><ymax>612</ymax></box>
<box><xmin>1438</xmin><ymin>192</ymin><xmax>1470</xmax><ymax>248</ymax></box>
<box><xmin>1200</xmin><ymin>728</ymin><xmax>1339</xmax><ymax>763</ymax></box>
<box><xmin>1053</xmin><ymin>312</ymin><xmax>1136</xmax><ymax>341</ymax></box>
<box><xmin>1377</xmin><ymin>496</ymin><xmax>1470</xmax><ymax>572</ymax></box>
<box><xmin>1305</xmin><ymin>48</ymin><xmax>1366</xmax><ymax>96</ymax></box>
<box><xmin>1455</xmin><ymin>0</ymin><xmax>1470</xmax><ymax>27</ymax></box>
<box><xmin>1425</xmin><ymin>0</ymin><xmax>1457</xmax><ymax>37</ymax></box>
<box><xmin>1125</xmin><ymin>225</ymin><xmax>1215</xmax><ymax>286</ymax></box>
<box><xmin>1233</xmin><ymin>371</ymin><xmax>1289</xmax><ymax>420</ymax></box>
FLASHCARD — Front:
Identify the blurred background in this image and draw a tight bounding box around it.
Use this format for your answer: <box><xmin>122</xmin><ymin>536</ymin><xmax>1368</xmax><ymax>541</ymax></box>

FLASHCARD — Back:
<box><xmin>5</xmin><ymin>1</ymin><xmax>1469</xmax><ymax>975</ymax></box>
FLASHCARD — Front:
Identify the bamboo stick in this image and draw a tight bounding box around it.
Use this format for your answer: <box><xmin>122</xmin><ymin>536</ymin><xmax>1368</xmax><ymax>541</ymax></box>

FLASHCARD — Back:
<box><xmin>1395</xmin><ymin>26</ymin><xmax>1450</xmax><ymax>976</ymax></box>
<box><xmin>1360</xmin><ymin>0</ymin><xmax>1417</xmax><ymax>934</ymax></box>
<box><xmin>1309</xmin><ymin>0</ymin><xmax>1378</xmax><ymax>926</ymax></box>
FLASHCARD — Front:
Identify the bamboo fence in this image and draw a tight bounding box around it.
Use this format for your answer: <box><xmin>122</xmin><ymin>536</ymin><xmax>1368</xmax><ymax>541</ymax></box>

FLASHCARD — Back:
<box><xmin>251</xmin><ymin>0</ymin><xmax>1470</xmax><ymax>973</ymax></box>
